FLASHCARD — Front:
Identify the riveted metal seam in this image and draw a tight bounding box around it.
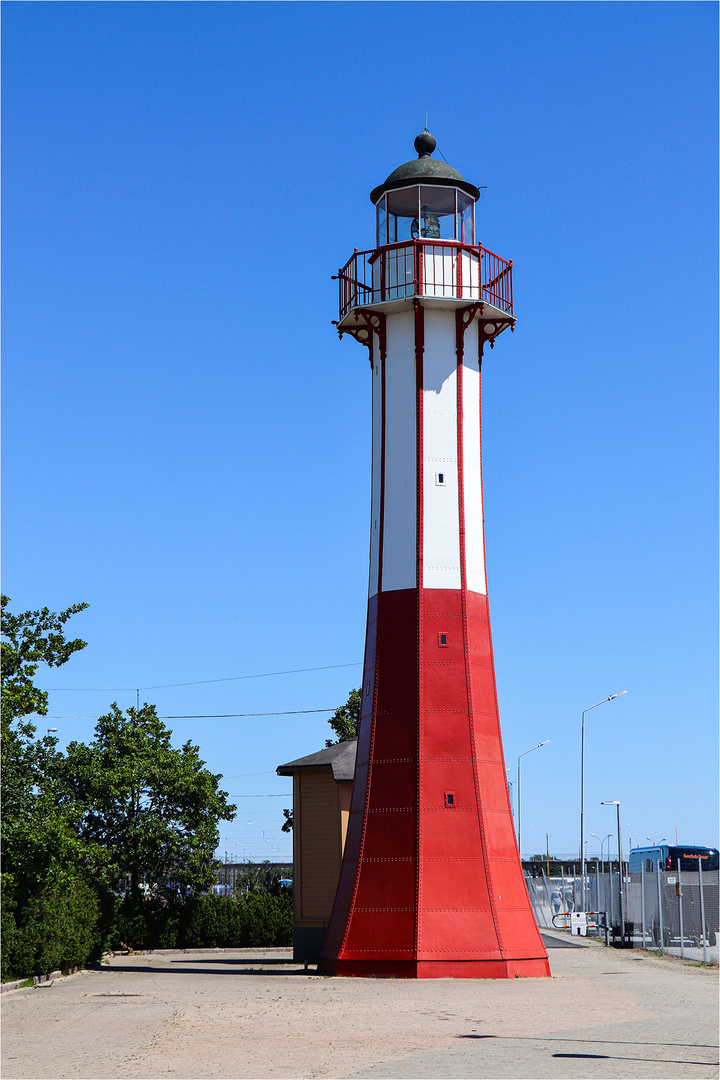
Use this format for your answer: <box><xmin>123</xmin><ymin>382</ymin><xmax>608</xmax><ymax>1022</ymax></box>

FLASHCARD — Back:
<box><xmin>414</xmin><ymin>297</ymin><xmax>424</xmax><ymax>960</ymax></box>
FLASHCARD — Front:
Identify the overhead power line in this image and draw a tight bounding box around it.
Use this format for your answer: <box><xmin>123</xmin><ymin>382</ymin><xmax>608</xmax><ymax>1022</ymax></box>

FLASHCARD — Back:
<box><xmin>40</xmin><ymin>660</ymin><xmax>362</xmax><ymax>693</ymax></box>
<box><xmin>222</xmin><ymin>770</ymin><xmax>275</xmax><ymax>780</ymax></box>
<box><xmin>43</xmin><ymin>708</ymin><xmax>337</xmax><ymax>720</ymax></box>
<box><xmin>161</xmin><ymin>709</ymin><xmax>334</xmax><ymax>719</ymax></box>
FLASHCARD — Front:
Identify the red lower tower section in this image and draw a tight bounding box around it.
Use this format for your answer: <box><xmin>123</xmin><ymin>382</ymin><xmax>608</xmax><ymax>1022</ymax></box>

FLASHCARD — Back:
<box><xmin>318</xmin><ymin>585</ymin><xmax>550</xmax><ymax>978</ymax></box>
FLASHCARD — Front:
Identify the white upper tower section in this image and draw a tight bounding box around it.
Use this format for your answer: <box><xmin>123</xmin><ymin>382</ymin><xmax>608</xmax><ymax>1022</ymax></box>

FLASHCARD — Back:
<box><xmin>335</xmin><ymin>132</ymin><xmax>515</xmax><ymax>600</ymax></box>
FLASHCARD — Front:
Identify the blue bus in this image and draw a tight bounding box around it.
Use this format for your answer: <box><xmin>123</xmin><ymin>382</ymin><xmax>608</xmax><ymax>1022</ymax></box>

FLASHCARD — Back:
<box><xmin>628</xmin><ymin>844</ymin><xmax>719</xmax><ymax>874</ymax></box>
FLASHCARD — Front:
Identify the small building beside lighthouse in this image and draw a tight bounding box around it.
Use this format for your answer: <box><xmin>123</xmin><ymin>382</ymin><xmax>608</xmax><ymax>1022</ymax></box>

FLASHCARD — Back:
<box><xmin>277</xmin><ymin>739</ymin><xmax>356</xmax><ymax>962</ymax></box>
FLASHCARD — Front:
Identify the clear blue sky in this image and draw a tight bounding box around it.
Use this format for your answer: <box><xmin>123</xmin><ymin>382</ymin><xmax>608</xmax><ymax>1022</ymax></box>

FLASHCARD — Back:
<box><xmin>3</xmin><ymin>1</ymin><xmax>717</xmax><ymax>862</ymax></box>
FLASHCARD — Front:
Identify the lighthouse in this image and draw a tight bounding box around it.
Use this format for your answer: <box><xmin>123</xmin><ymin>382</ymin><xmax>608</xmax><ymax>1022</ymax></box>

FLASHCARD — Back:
<box><xmin>319</xmin><ymin>132</ymin><xmax>550</xmax><ymax>979</ymax></box>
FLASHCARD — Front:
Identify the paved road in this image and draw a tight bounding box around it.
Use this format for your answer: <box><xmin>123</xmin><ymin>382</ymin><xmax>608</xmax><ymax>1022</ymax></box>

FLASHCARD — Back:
<box><xmin>2</xmin><ymin>941</ymin><xmax>718</xmax><ymax>1079</ymax></box>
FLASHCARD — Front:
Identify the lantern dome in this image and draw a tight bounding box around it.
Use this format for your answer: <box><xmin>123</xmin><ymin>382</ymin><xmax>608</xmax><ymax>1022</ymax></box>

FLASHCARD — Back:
<box><xmin>370</xmin><ymin>130</ymin><xmax>480</xmax><ymax>204</ymax></box>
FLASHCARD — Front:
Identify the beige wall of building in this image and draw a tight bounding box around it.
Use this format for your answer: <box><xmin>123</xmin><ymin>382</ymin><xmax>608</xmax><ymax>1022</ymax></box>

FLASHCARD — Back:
<box><xmin>277</xmin><ymin>739</ymin><xmax>356</xmax><ymax>961</ymax></box>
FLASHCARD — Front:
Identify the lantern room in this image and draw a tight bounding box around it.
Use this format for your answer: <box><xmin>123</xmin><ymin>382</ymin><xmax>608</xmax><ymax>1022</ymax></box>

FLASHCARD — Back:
<box><xmin>335</xmin><ymin>130</ymin><xmax>515</xmax><ymax>342</ymax></box>
<box><xmin>375</xmin><ymin>186</ymin><xmax>475</xmax><ymax>246</ymax></box>
<box><xmin>372</xmin><ymin>130</ymin><xmax>478</xmax><ymax>246</ymax></box>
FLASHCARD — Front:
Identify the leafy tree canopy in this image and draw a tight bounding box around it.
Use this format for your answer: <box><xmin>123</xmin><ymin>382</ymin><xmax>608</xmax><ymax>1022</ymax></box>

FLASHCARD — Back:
<box><xmin>325</xmin><ymin>687</ymin><xmax>361</xmax><ymax>747</ymax></box>
<box><xmin>1</xmin><ymin>594</ymin><xmax>88</xmax><ymax>725</ymax></box>
<box><xmin>1</xmin><ymin>596</ymin><xmax>91</xmax><ymax>891</ymax></box>
<box><xmin>62</xmin><ymin>704</ymin><xmax>237</xmax><ymax>900</ymax></box>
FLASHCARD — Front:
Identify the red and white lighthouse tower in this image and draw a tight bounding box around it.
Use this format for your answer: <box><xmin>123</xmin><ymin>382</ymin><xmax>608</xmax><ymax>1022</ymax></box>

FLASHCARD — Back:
<box><xmin>319</xmin><ymin>132</ymin><xmax>550</xmax><ymax>979</ymax></box>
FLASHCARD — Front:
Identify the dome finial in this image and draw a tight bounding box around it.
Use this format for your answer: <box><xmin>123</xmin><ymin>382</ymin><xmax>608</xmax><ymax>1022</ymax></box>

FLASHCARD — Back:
<box><xmin>414</xmin><ymin>129</ymin><xmax>436</xmax><ymax>158</ymax></box>
<box><xmin>369</xmin><ymin>130</ymin><xmax>480</xmax><ymax>204</ymax></box>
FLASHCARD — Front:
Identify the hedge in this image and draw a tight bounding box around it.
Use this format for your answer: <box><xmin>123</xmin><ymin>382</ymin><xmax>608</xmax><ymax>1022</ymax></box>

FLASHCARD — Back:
<box><xmin>1</xmin><ymin>870</ymin><xmax>104</xmax><ymax>982</ymax></box>
<box><xmin>1</xmin><ymin>886</ymin><xmax>293</xmax><ymax>982</ymax></box>
<box><xmin>108</xmin><ymin>892</ymin><xmax>293</xmax><ymax>951</ymax></box>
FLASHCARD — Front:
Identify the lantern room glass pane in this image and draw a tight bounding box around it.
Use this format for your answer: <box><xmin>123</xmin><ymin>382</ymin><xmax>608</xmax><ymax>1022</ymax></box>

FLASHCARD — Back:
<box><xmin>419</xmin><ymin>186</ymin><xmax>456</xmax><ymax>240</ymax></box>
<box><xmin>376</xmin><ymin>197</ymin><xmax>387</xmax><ymax>247</ymax></box>
<box><xmin>457</xmin><ymin>192</ymin><xmax>474</xmax><ymax>244</ymax></box>
<box><xmin>387</xmin><ymin>187</ymin><xmax>419</xmax><ymax>243</ymax></box>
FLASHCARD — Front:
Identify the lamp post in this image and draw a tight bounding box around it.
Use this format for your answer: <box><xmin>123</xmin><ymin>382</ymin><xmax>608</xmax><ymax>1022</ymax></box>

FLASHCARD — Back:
<box><xmin>592</xmin><ymin>831</ymin><xmax>611</xmax><ymax>917</ymax></box>
<box><xmin>580</xmin><ymin>691</ymin><xmax>626</xmax><ymax>909</ymax></box>
<box><xmin>602</xmin><ymin>800</ymin><xmax>625</xmax><ymax>940</ymax></box>
<box><xmin>592</xmin><ymin>832</ymin><xmax>612</xmax><ymax>876</ymax></box>
<box><xmin>517</xmin><ymin>741</ymin><xmax>549</xmax><ymax>861</ymax></box>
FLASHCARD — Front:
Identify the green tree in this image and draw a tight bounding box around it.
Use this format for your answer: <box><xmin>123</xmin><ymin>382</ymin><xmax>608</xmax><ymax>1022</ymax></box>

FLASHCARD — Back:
<box><xmin>1</xmin><ymin>596</ymin><xmax>91</xmax><ymax>880</ymax></box>
<box><xmin>325</xmin><ymin>687</ymin><xmax>361</xmax><ymax>747</ymax></box>
<box><xmin>1</xmin><ymin>594</ymin><xmax>90</xmax><ymax>867</ymax></box>
<box><xmin>1</xmin><ymin>594</ymin><xmax>89</xmax><ymax>724</ymax></box>
<box><xmin>62</xmin><ymin>704</ymin><xmax>237</xmax><ymax>901</ymax></box>
<box><xmin>0</xmin><ymin>596</ymin><xmax>100</xmax><ymax>980</ymax></box>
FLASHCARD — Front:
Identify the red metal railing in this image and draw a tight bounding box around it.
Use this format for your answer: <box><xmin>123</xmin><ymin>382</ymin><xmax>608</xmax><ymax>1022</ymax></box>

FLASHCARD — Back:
<box><xmin>337</xmin><ymin>239</ymin><xmax>513</xmax><ymax>321</ymax></box>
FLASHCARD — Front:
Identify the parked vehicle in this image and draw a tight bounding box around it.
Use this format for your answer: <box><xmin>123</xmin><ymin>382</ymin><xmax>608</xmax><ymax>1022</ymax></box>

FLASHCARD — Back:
<box><xmin>628</xmin><ymin>844</ymin><xmax>719</xmax><ymax>874</ymax></box>
<box><xmin>626</xmin><ymin>845</ymin><xmax>718</xmax><ymax>949</ymax></box>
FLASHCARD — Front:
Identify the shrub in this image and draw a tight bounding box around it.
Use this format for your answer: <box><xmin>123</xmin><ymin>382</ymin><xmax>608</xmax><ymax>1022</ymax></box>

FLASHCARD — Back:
<box><xmin>236</xmin><ymin>893</ymin><xmax>292</xmax><ymax>947</ymax></box>
<box><xmin>104</xmin><ymin>892</ymin><xmax>293</xmax><ymax>952</ymax></box>
<box><xmin>108</xmin><ymin>896</ymin><xmax>180</xmax><ymax>951</ymax></box>
<box><xmin>1</xmin><ymin>870</ymin><xmax>103</xmax><ymax>982</ymax></box>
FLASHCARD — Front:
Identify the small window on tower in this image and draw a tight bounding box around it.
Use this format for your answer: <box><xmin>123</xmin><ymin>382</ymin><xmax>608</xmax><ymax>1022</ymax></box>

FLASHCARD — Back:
<box><xmin>435</xmin><ymin>472</ymin><xmax>446</xmax><ymax>486</ymax></box>
<box><xmin>444</xmin><ymin>791</ymin><xmax>456</xmax><ymax>808</ymax></box>
<box><xmin>438</xmin><ymin>633</ymin><xmax>449</xmax><ymax>647</ymax></box>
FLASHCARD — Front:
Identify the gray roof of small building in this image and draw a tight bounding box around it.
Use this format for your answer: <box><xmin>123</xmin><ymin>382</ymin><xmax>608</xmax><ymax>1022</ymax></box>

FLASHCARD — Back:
<box><xmin>369</xmin><ymin>130</ymin><xmax>480</xmax><ymax>204</ymax></box>
<box><xmin>276</xmin><ymin>738</ymin><xmax>357</xmax><ymax>782</ymax></box>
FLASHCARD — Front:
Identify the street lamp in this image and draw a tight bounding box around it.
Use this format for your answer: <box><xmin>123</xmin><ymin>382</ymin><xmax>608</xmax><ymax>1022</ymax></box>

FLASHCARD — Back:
<box><xmin>580</xmin><ymin>691</ymin><xmax>626</xmax><ymax>908</ymax></box>
<box><xmin>517</xmin><ymin>741</ymin><xmax>549</xmax><ymax>860</ymax></box>
<box><xmin>602</xmin><ymin>800</ymin><xmax>625</xmax><ymax>940</ymax></box>
<box><xmin>592</xmin><ymin>832</ymin><xmax>612</xmax><ymax>876</ymax></box>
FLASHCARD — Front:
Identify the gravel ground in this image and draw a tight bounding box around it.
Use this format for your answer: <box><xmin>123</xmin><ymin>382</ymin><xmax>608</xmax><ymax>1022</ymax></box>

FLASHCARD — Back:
<box><xmin>2</xmin><ymin>937</ymin><xmax>718</xmax><ymax>1080</ymax></box>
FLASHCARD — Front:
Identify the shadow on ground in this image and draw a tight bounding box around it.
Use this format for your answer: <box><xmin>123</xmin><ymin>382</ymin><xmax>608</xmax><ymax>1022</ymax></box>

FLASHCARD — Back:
<box><xmin>93</xmin><ymin>960</ymin><xmax>306</xmax><ymax>977</ymax></box>
<box><xmin>454</xmin><ymin>1033</ymin><xmax>718</xmax><ymax>1068</ymax></box>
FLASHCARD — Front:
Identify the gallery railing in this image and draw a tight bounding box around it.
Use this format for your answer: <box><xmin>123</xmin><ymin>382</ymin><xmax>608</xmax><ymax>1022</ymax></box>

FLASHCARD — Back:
<box><xmin>337</xmin><ymin>239</ymin><xmax>513</xmax><ymax>321</ymax></box>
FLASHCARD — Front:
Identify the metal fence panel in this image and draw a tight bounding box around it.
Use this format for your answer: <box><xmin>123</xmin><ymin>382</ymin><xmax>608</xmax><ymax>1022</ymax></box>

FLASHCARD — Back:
<box><xmin>523</xmin><ymin>867</ymin><xmax>718</xmax><ymax>963</ymax></box>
